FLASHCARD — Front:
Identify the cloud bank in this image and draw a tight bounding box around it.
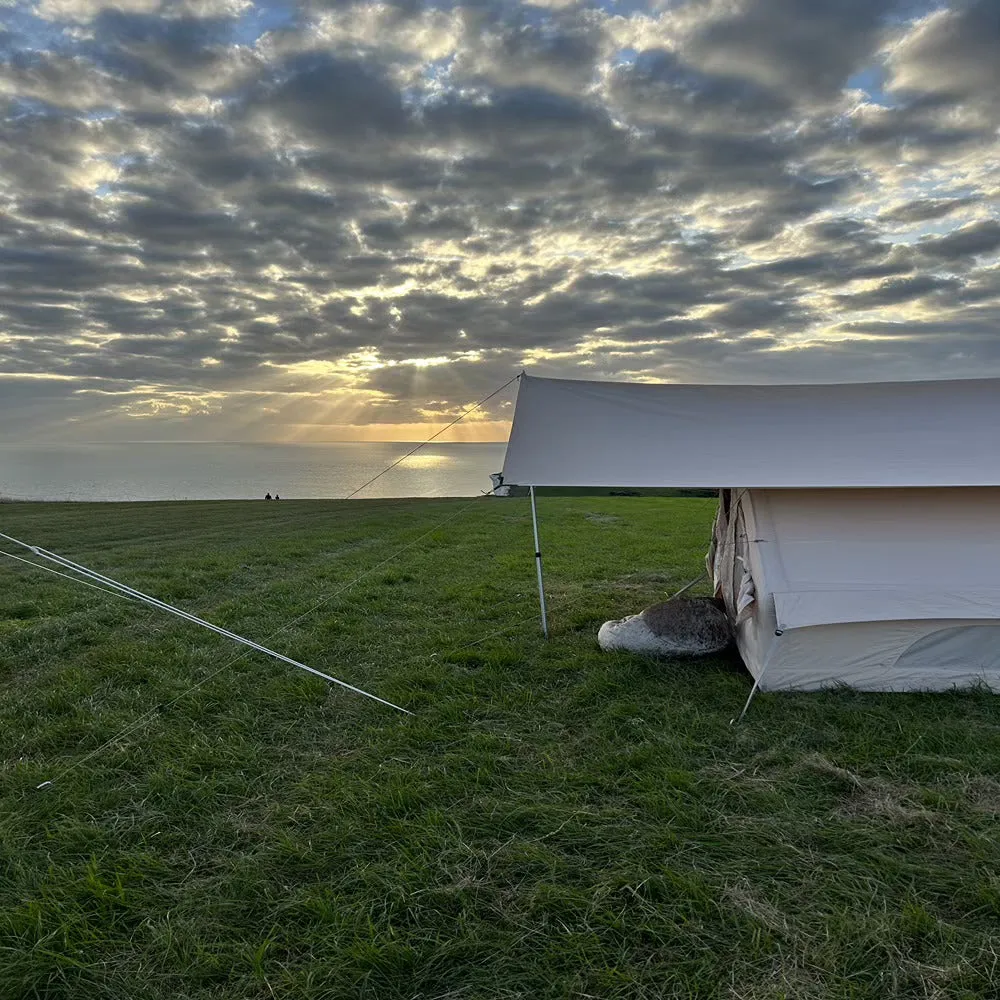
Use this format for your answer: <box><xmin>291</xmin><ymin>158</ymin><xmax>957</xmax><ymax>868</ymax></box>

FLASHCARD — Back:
<box><xmin>1</xmin><ymin>0</ymin><xmax>998</xmax><ymax>440</ymax></box>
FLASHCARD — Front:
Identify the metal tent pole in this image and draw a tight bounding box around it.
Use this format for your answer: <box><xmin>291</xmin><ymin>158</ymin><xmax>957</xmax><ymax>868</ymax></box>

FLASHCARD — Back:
<box><xmin>529</xmin><ymin>486</ymin><xmax>549</xmax><ymax>638</ymax></box>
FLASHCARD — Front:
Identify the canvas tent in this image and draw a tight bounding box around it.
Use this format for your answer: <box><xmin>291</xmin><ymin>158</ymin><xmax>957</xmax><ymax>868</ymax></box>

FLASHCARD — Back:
<box><xmin>501</xmin><ymin>373</ymin><xmax>1000</xmax><ymax>693</ymax></box>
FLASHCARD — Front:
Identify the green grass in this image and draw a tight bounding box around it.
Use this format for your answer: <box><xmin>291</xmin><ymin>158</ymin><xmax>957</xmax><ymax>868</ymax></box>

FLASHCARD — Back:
<box><xmin>2</xmin><ymin>496</ymin><xmax>1000</xmax><ymax>999</ymax></box>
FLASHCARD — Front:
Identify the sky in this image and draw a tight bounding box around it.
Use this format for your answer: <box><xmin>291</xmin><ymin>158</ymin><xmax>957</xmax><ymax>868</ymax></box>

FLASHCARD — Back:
<box><xmin>0</xmin><ymin>0</ymin><xmax>998</xmax><ymax>443</ymax></box>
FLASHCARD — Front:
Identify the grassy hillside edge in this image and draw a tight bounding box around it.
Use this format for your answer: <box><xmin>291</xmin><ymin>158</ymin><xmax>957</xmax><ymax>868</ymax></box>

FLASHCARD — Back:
<box><xmin>2</xmin><ymin>497</ymin><xmax>1000</xmax><ymax>999</ymax></box>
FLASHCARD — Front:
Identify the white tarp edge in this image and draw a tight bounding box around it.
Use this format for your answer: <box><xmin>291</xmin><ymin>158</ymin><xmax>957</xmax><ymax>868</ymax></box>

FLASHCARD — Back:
<box><xmin>500</xmin><ymin>373</ymin><xmax>1000</xmax><ymax>488</ymax></box>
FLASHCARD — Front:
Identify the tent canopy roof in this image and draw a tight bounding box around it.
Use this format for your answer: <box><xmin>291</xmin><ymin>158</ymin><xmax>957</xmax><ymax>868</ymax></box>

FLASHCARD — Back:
<box><xmin>501</xmin><ymin>373</ymin><xmax>1000</xmax><ymax>488</ymax></box>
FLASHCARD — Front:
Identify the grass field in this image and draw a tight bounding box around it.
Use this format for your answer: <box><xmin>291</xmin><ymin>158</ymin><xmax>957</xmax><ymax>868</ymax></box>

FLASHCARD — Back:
<box><xmin>2</xmin><ymin>496</ymin><xmax>1000</xmax><ymax>1000</ymax></box>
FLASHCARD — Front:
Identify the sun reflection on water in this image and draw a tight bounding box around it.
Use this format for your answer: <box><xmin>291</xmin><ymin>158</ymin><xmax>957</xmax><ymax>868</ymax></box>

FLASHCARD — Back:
<box><xmin>398</xmin><ymin>452</ymin><xmax>453</xmax><ymax>469</ymax></box>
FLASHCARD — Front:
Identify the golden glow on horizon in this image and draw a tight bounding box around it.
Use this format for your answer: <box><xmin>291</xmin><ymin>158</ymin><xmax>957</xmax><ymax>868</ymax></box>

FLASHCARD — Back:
<box><xmin>271</xmin><ymin>420</ymin><xmax>513</xmax><ymax>443</ymax></box>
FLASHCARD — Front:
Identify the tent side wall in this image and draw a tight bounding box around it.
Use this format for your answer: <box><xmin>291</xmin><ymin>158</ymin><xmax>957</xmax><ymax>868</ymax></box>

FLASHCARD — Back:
<box><xmin>759</xmin><ymin>619</ymin><xmax>1000</xmax><ymax>692</ymax></box>
<box><xmin>740</xmin><ymin>487</ymin><xmax>1000</xmax><ymax>692</ymax></box>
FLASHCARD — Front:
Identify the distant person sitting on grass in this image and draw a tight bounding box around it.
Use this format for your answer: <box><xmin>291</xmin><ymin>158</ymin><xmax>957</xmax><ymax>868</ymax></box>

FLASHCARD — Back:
<box><xmin>274</xmin><ymin>493</ymin><xmax>280</xmax><ymax>500</ymax></box>
<box><xmin>264</xmin><ymin>492</ymin><xmax>272</xmax><ymax>500</ymax></box>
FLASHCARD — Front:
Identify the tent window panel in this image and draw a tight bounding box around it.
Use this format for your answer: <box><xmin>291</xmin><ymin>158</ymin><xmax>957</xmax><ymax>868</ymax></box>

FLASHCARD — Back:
<box><xmin>894</xmin><ymin>625</ymin><xmax>1000</xmax><ymax>676</ymax></box>
<box><xmin>773</xmin><ymin>540</ymin><xmax>1000</xmax><ymax>592</ymax></box>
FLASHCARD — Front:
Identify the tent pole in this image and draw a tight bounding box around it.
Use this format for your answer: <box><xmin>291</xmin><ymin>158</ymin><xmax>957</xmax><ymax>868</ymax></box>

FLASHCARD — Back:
<box><xmin>529</xmin><ymin>486</ymin><xmax>549</xmax><ymax>638</ymax></box>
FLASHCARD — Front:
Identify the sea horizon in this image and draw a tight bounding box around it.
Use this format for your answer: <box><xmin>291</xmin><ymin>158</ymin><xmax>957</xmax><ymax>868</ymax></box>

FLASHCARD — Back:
<box><xmin>18</xmin><ymin>439</ymin><xmax>509</xmax><ymax>445</ymax></box>
<box><xmin>0</xmin><ymin>441</ymin><xmax>509</xmax><ymax>503</ymax></box>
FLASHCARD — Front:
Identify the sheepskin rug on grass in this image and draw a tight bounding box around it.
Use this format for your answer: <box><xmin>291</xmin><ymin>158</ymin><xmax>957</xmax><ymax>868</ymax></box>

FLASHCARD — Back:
<box><xmin>598</xmin><ymin>597</ymin><xmax>731</xmax><ymax>657</ymax></box>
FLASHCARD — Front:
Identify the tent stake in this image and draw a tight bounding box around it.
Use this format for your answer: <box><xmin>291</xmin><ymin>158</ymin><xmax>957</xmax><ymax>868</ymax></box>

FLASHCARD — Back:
<box><xmin>730</xmin><ymin>675</ymin><xmax>762</xmax><ymax>726</ymax></box>
<box><xmin>730</xmin><ymin>660</ymin><xmax>772</xmax><ymax>726</ymax></box>
<box><xmin>529</xmin><ymin>486</ymin><xmax>549</xmax><ymax>638</ymax></box>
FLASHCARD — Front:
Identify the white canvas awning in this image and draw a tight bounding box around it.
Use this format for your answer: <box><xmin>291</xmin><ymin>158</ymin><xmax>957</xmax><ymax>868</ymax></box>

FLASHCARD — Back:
<box><xmin>501</xmin><ymin>374</ymin><xmax>1000</xmax><ymax>488</ymax></box>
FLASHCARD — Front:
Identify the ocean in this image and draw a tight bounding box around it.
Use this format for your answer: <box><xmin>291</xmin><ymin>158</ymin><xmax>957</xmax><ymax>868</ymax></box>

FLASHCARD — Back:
<box><xmin>0</xmin><ymin>441</ymin><xmax>509</xmax><ymax>502</ymax></box>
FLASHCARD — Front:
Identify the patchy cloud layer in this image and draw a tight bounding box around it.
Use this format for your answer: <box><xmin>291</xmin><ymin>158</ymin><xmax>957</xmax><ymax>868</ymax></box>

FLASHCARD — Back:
<box><xmin>1</xmin><ymin>0</ymin><xmax>998</xmax><ymax>440</ymax></box>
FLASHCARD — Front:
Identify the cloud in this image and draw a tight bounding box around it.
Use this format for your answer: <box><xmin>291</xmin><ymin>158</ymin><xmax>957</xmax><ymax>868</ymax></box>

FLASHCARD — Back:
<box><xmin>887</xmin><ymin>0</ymin><xmax>1000</xmax><ymax>107</ymax></box>
<box><xmin>35</xmin><ymin>0</ymin><xmax>251</xmax><ymax>23</ymax></box>
<box><xmin>834</xmin><ymin>274</ymin><xmax>963</xmax><ymax>308</ymax></box>
<box><xmin>449</xmin><ymin>2</ymin><xmax>607</xmax><ymax>94</ymax></box>
<box><xmin>916</xmin><ymin>220</ymin><xmax>1000</xmax><ymax>262</ymax></box>
<box><xmin>247</xmin><ymin>50</ymin><xmax>410</xmax><ymax>139</ymax></box>
<box><xmin>0</xmin><ymin>0</ymin><xmax>999</xmax><ymax>442</ymax></box>
<box><xmin>878</xmin><ymin>196</ymin><xmax>981</xmax><ymax>224</ymax></box>
<box><xmin>685</xmin><ymin>0</ymin><xmax>901</xmax><ymax>100</ymax></box>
